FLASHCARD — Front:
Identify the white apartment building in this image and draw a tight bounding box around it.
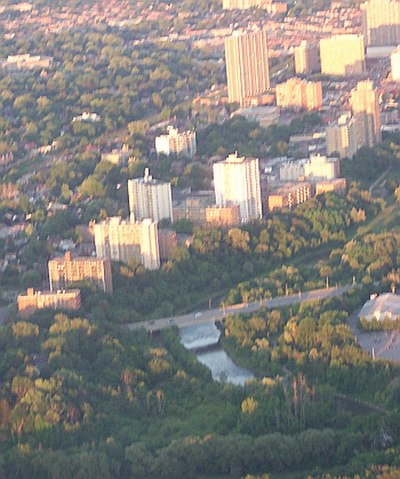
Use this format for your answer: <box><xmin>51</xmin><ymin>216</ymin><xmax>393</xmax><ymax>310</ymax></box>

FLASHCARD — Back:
<box><xmin>94</xmin><ymin>216</ymin><xmax>160</xmax><ymax>271</ymax></box>
<box><xmin>155</xmin><ymin>126</ymin><xmax>197</xmax><ymax>158</ymax></box>
<box><xmin>213</xmin><ymin>152</ymin><xmax>262</xmax><ymax>222</ymax></box>
<box><xmin>303</xmin><ymin>154</ymin><xmax>340</xmax><ymax>181</ymax></box>
<box><xmin>128</xmin><ymin>168</ymin><xmax>173</xmax><ymax>223</ymax></box>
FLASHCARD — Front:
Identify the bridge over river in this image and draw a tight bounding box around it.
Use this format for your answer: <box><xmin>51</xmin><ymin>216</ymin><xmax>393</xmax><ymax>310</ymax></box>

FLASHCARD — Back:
<box><xmin>127</xmin><ymin>285</ymin><xmax>350</xmax><ymax>333</ymax></box>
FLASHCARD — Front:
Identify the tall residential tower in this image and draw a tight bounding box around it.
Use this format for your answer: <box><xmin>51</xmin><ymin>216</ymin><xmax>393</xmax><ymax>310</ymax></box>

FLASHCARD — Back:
<box><xmin>128</xmin><ymin>168</ymin><xmax>173</xmax><ymax>223</ymax></box>
<box><xmin>350</xmin><ymin>80</ymin><xmax>381</xmax><ymax>148</ymax></box>
<box><xmin>361</xmin><ymin>0</ymin><xmax>400</xmax><ymax>46</ymax></box>
<box><xmin>213</xmin><ymin>152</ymin><xmax>262</xmax><ymax>222</ymax></box>
<box><xmin>224</xmin><ymin>29</ymin><xmax>270</xmax><ymax>105</ymax></box>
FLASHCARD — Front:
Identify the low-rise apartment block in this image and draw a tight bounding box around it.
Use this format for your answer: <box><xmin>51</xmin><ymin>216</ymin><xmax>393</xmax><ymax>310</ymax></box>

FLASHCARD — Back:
<box><xmin>18</xmin><ymin>288</ymin><xmax>81</xmax><ymax>318</ymax></box>
<box><xmin>48</xmin><ymin>252</ymin><xmax>113</xmax><ymax>293</ymax></box>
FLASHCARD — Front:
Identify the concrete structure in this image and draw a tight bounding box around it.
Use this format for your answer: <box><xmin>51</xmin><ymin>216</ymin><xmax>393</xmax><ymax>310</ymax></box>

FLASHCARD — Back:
<box><xmin>205</xmin><ymin>205</ymin><xmax>241</xmax><ymax>227</ymax></box>
<box><xmin>267</xmin><ymin>182</ymin><xmax>312</xmax><ymax>211</ymax></box>
<box><xmin>18</xmin><ymin>288</ymin><xmax>81</xmax><ymax>318</ymax></box>
<box><xmin>224</xmin><ymin>29</ymin><xmax>270</xmax><ymax>105</ymax></box>
<box><xmin>391</xmin><ymin>46</ymin><xmax>400</xmax><ymax>81</ymax></box>
<box><xmin>358</xmin><ymin>293</ymin><xmax>400</xmax><ymax>322</ymax></box>
<box><xmin>94</xmin><ymin>216</ymin><xmax>160</xmax><ymax>270</ymax></box>
<box><xmin>303</xmin><ymin>154</ymin><xmax>340</xmax><ymax>181</ymax></box>
<box><xmin>213</xmin><ymin>152</ymin><xmax>262</xmax><ymax>222</ymax></box>
<box><xmin>172</xmin><ymin>195</ymin><xmax>211</xmax><ymax>225</ymax></box>
<box><xmin>279</xmin><ymin>160</ymin><xmax>305</xmax><ymax>182</ymax></box>
<box><xmin>320</xmin><ymin>34</ymin><xmax>366</xmax><ymax>76</ymax></box>
<box><xmin>48</xmin><ymin>252</ymin><xmax>113</xmax><ymax>293</ymax></box>
<box><xmin>275</xmin><ymin>78</ymin><xmax>322</xmax><ymax>111</ymax></box>
<box><xmin>294</xmin><ymin>41</ymin><xmax>320</xmax><ymax>75</ymax></box>
<box><xmin>155</xmin><ymin>126</ymin><xmax>196</xmax><ymax>158</ymax></box>
<box><xmin>326</xmin><ymin>113</ymin><xmax>359</xmax><ymax>159</ymax></box>
<box><xmin>315</xmin><ymin>178</ymin><xmax>347</xmax><ymax>196</ymax></box>
<box><xmin>350</xmin><ymin>80</ymin><xmax>381</xmax><ymax>148</ymax></box>
<box><xmin>361</xmin><ymin>0</ymin><xmax>400</xmax><ymax>47</ymax></box>
<box><xmin>280</xmin><ymin>155</ymin><xmax>339</xmax><ymax>182</ymax></box>
<box><xmin>128</xmin><ymin>168</ymin><xmax>173</xmax><ymax>223</ymax></box>
<box><xmin>233</xmin><ymin>106</ymin><xmax>280</xmax><ymax>128</ymax></box>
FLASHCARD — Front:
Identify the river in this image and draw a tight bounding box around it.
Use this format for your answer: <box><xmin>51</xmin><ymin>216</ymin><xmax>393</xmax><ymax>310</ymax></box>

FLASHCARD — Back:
<box><xmin>179</xmin><ymin>322</ymin><xmax>254</xmax><ymax>386</ymax></box>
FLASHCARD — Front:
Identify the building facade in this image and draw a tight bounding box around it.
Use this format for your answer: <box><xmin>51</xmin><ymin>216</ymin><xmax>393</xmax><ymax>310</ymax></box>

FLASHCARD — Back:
<box><xmin>361</xmin><ymin>0</ymin><xmax>400</xmax><ymax>47</ymax></box>
<box><xmin>18</xmin><ymin>288</ymin><xmax>81</xmax><ymax>318</ymax></box>
<box><xmin>225</xmin><ymin>29</ymin><xmax>270</xmax><ymax>105</ymax></box>
<box><xmin>128</xmin><ymin>168</ymin><xmax>173</xmax><ymax>223</ymax></box>
<box><xmin>205</xmin><ymin>205</ymin><xmax>241</xmax><ymax>227</ymax></box>
<box><xmin>94</xmin><ymin>216</ymin><xmax>160</xmax><ymax>270</ymax></box>
<box><xmin>294</xmin><ymin>41</ymin><xmax>320</xmax><ymax>75</ymax></box>
<box><xmin>155</xmin><ymin>126</ymin><xmax>197</xmax><ymax>158</ymax></box>
<box><xmin>350</xmin><ymin>80</ymin><xmax>381</xmax><ymax>148</ymax></box>
<box><xmin>320</xmin><ymin>34</ymin><xmax>366</xmax><ymax>76</ymax></box>
<box><xmin>326</xmin><ymin>114</ymin><xmax>359</xmax><ymax>159</ymax></box>
<box><xmin>275</xmin><ymin>78</ymin><xmax>322</xmax><ymax>111</ymax></box>
<box><xmin>267</xmin><ymin>183</ymin><xmax>312</xmax><ymax>211</ymax></box>
<box><xmin>213</xmin><ymin>152</ymin><xmax>262</xmax><ymax>222</ymax></box>
<box><xmin>48</xmin><ymin>252</ymin><xmax>113</xmax><ymax>293</ymax></box>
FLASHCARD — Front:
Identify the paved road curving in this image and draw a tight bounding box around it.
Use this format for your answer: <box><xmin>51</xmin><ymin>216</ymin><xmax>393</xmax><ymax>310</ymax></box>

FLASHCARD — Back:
<box><xmin>127</xmin><ymin>285</ymin><xmax>351</xmax><ymax>332</ymax></box>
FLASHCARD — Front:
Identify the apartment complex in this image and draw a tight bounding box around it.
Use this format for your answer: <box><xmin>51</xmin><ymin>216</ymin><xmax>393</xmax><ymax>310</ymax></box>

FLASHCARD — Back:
<box><xmin>267</xmin><ymin>183</ymin><xmax>312</xmax><ymax>211</ymax></box>
<box><xmin>128</xmin><ymin>168</ymin><xmax>173</xmax><ymax>223</ymax></box>
<box><xmin>18</xmin><ymin>288</ymin><xmax>81</xmax><ymax>318</ymax></box>
<box><xmin>213</xmin><ymin>152</ymin><xmax>262</xmax><ymax>222</ymax></box>
<box><xmin>294</xmin><ymin>41</ymin><xmax>320</xmax><ymax>75</ymax></box>
<box><xmin>205</xmin><ymin>205</ymin><xmax>241</xmax><ymax>227</ymax></box>
<box><xmin>350</xmin><ymin>80</ymin><xmax>381</xmax><ymax>148</ymax></box>
<box><xmin>361</xmin><ymin>0</ymin><xmax>400</xmax><ymax>46</ymax></box>
<box><xmin>155</xmin><ymin>126</ymin><xmax>197</xmax><ymax>158</ymax></box>
<box><xmin>315</xmin><ymin>178</ymin><xmax>347</xmax><ymax>196</ymax></box>
<box><xmin>326</xmin><ymin>114</ymin><xmax>359</xmax><ymax>159</ymax></box>
<box><xmin>94</xmin><ymin>216</ymin><xmax>160</xmax><ymax>270</ymax></box>
<box><xmin>320</xmin><ymin>34</ymin><xmax>365</xmax><ymax>76</ymax></box>
<box><xmin>224</xmin><ymin>29</ymin><xmax>270</xmax><ymax>105</ymax></box>
<box><xmin>48</xmin><ymin>252</ymin><xmax>113</xmax><ymax>293</ymax></box>
<box><xmin>275</xmin><ymin>78</ymin><xmax>322</xmax><ymax>111</ymax></box>
<box><xmin>279</xmin><ymin>155</ymin><xmax>340</xmax><ymax>182</ymax></box>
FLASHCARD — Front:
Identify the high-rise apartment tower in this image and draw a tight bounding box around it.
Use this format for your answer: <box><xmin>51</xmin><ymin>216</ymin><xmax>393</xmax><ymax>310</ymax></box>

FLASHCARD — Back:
<box><xmin>320</xmin><ymin>34</ymin><xmax>365</xmax><ymax>76</ymax></box>
<box><xmin>224</xmin><ymin>29</ymin><xmax>270</xmax><ymax>105</ymax></box>
<box><xmin>350</xmin><ymin>80</ymin><xmax>381</xmax><ymax>148</ymax></box>
<box><xmin>213</xmin><ymin>152</ymin><xmax>262</xmax><ymax>222</ymax></box>
<box><xmin>361</xmin><ymin>0</ymin><xmax>400</xmax><ymax>46</ymax></box>
<box><xmin>128</xmin><ymin>168</ymin><xmax>173</xmax><ymax>223</ymax></box>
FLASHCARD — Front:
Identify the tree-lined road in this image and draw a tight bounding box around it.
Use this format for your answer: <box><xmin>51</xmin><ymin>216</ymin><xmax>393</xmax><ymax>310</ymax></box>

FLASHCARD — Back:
<box><xmin>127</xmin><ymin>285</ymin><xmax>351</xmax><ymax>332</ymax></box>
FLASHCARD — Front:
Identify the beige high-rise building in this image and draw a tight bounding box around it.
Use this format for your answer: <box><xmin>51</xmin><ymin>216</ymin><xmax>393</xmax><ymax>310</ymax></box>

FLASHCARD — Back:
<box><xmin>350</xmin><ymin>80</ymin><xmax>381</xmax><ymax>148</ymax></box>
<box><xmin>225</xmin><ymin>30</ymin><xmax>270</xmax><ymax>105</ymax></box>
<box><xmin>48</xmin><ymin>252</ymin><xmax>113</xmax><ymax>293</ymax></box>
<box><xmin>128</xmin><ymin>168</ymin><xmax>173</xmax><ymax>223</ymax></box>
<box><xmin>213</xmin><ymin>152</ymin><xmax>262</xmax><ymax>222</ymax></box>
<box><xmin>326</xmin><ymin>114</ymin><xmax>359</xmax><ymax>159</ymax></box>
<box><xmin>391</xmin><ymin>46</ymin><xmax>400</xmax><ymax>81</ymax></box>
<box><xmin>361</xmin><ymin>0</ymin><xmax>400</xmax><ymax>47</ymax></box>
<box><xmin>320</xmin><ymin>34</ymin><xmax>365</xmax><ymax>76</ymax></box>
<box><xmin>94</xmin><ymin>216</ymin><xmax>160</xmax><ymax>270</ymax></box>
<box><xmin>275</xmin><ymin>78</ymin><xmax>322</xmax><ymax>111</ymax></box>
<box><xmin>294</xmin><ymin>41</ymin><xmax>320</xmax><ymax>75</ymax></box>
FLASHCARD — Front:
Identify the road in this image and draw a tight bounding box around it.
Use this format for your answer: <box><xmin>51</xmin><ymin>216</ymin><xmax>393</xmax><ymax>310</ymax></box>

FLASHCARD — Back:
<box><xmin>127</xmin><ymin>285</ymin><xmax>350</xmax><ymax>332</ymax></box>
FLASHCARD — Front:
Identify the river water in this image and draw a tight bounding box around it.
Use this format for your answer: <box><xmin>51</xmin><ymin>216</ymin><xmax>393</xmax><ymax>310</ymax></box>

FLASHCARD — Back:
<box><xmin>179</xmin><ymin>322</ymin><xmax>254</xmax><ymax>386</ymax></box>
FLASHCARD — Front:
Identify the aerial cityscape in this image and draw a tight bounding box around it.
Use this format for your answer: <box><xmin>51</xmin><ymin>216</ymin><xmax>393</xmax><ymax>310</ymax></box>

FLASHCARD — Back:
<box><xmin>2</xmin><ymin>0</ymin><xmax>400</xmax><ymax>477</ymax></box>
